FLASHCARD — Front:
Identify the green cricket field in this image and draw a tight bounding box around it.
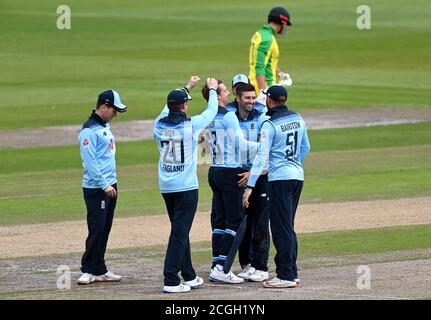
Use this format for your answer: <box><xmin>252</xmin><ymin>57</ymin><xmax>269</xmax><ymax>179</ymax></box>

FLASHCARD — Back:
<box><xmin>0</xmin><ymin>0</ymin><xmax>430</xmax><ymax>301</ymax></box>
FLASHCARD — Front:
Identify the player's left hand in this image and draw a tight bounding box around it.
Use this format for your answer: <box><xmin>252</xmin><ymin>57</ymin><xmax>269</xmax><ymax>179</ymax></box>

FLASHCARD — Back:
<box><xmin>237</xmin><ymin>171</ymin><xmax>250</xmax><ymax>188</ymax></box>
<box><xmin>243</xmin><ymin>187</ymin><xmax>253</xmax><ymax>208</ymax></box>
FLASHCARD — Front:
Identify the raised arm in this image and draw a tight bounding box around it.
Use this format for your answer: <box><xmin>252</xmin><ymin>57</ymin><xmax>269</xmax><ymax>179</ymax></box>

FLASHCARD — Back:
<box><xmin>153</xmin><ymin>75</ymin><xmax>203</xmax><ymax>139</ymax></box>
<box><xmin>191</xmin><ymin>77</ymin><xmax>219</xmax><ymax>130</ymax></box>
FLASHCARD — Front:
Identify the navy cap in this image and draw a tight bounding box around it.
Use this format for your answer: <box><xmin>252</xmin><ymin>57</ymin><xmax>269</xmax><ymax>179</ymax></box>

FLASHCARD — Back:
<box><xmin>167</xmin><ymin>89</ymin><xmax>192</xmax><ymax>105</ymax></box>
<box><xmin>263</xmin><ymin>85</ymin><xmax>288</xmax><ymax>102</ymax></box>
<box><xmin>98</xmin><ymin>89</ymin><xmax>128</xmax><ymax>113</ymax></box>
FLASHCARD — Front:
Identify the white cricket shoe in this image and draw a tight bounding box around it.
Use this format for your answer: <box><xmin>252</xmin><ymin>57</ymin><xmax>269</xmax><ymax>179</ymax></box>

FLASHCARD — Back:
<box><xmin>238</xmin><ymin>265</ymin><xmax>256</xmax><ymax>280</ymax></box>
<box><xmin>184</xmin><ymin>276</ymin><xmax>204</xmax><ymax>289</ymax></box>
<box><xmin>248</xmin><ymin>270</ymin><xmax>269</xmax><ymax>282</ymax></box>
<box><xmin>295</xmin><ymin>278</ymin><xmax>300</xmax><ymax>285</ymax></box>
<box><xmin>77</xmin><ymin>273</ymin><xmax>95</xmax><ymax>285</ymax></box>
<box><xmin>163</xmin><ymin>283</ymin><xmax>191</xmax><ymax>293</ymax></box>
<box><xmin>209</xmin><ymin>265</ymin><xmax>244</xmax><ymax>284</ymax></box>
<box><xmin>93</xmin><ymin>271</ymin><xmax>122</xmax><ymax>282</ymax></box>
<box><xmin>263</xmin><ymin>277</ymin><xmax>297</xmax><ymax>288</ymax></box>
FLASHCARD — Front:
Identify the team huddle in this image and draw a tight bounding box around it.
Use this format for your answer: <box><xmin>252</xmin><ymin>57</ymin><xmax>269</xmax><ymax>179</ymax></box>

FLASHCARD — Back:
<box><xmin>153</xmin><ymin>74</ymin><xmax>310</xmax><ymax>293</ymax></box>
<box><xmin>76</xmin><ymin>6</ymin><xmax>311</xmax><ymax>294</ymax></box>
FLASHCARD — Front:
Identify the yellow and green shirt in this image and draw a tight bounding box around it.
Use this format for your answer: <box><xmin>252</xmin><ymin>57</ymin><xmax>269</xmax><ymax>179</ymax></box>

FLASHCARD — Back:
<box><xmin>249</xmin><ymin>25</ymin><xmax>280</xmax><ymax>95</ymax></box>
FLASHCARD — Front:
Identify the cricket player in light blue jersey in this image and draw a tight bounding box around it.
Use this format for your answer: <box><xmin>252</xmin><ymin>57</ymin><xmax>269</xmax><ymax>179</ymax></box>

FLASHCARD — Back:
<box><xmin>243</xmin><ymin>85</ymin><xmax>310</xmax><ymax>289</ymax></box>
<box><xmin>77</xmin><ymin>89</ymin><xmax>127</xmax><ymax>285</ymax></box>
<box><xmin>231</xmin><ymin>83</ymin><xmax>271</xmax><ymax>283</ymax></box>
<box><xmin>226</xmin><ymin>74</ymin><xmax>266</xmax><ymax>113</ymax></box>
<box><xmin>201</xmin><ymin>80</ymin><xmax>259</xmax><ymax>284</ymax></box>
<box><xmin>153</xmin><ymin>76</ymin><xmax>219</xmax><ymax>294</ymax></box>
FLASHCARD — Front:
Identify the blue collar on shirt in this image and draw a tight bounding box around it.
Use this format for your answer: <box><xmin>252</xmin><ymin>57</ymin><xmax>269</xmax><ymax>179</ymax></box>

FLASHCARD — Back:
<box><xmin>217</xmin><ymin>106</ymin><xmax>228</xmax><ymax>115</ymax></box>
<box><xmin>266</xmin><ymin>105</ymin><xmax>287</xmax><ymax>116</ymax></box>
<box><xmin>236</xmin><ymin>107</ymin><xmax>261</xmax><ymax>121</ymax></box>
<box><xmin>266</xmin><ymin>105</ymin><xmax>297</xmax><ymax>121</ymax></box>
<box><xmin>89</xmin><ymin>110</ymin><xmax>107</xmax><ymax>127</ymax></box>
<box><xmin>228</xmin><ymin>100</ymin><xmax>238</xmax><ymax>109</ymax></box>
<box><xmin>168</xmin><ymin>111</ymin><xmax>187</xmax><ymax>118</ymax></box>
<box><xmin>160</xmin><ymin>111</ymin><xmax>190</xmax><ymax>125</ymax></box>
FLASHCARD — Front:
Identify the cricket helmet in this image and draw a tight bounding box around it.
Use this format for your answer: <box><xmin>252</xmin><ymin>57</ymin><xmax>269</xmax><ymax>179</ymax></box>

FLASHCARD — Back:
<box><xmin>268</xmin><ymin>7</ymin><xmax>292</xmax><ymax>26</ymax></box>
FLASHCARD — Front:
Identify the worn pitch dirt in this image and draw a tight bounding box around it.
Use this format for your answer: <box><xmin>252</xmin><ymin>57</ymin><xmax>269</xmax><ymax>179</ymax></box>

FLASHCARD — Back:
<box><xmin>1</xmin><ymin>197</ymin><xmax>431</xmax><ymax>300</ymax></box>
<box><xmin>1</xmin><ymin>107</ymin><xmax>430</xmax><ymax>149</ymax></box>
<box><xmin>1</xmin><ymin>246</ymin><xmax>431</xmax><ymax>300</ymax></box>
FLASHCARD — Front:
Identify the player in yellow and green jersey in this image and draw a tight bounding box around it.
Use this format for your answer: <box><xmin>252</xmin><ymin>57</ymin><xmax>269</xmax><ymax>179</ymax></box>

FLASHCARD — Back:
<box><xmin>249</xmin><ymin>7</ymin><xmax>292</xmax><ymax>99</ymax></box>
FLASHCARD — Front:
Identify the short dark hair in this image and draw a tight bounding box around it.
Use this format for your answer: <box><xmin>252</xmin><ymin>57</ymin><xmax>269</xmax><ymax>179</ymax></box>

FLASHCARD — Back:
<box><xmin>167</xmin><ymin>102</ymin><xmax>185</xmax><ymax>112</ymax></box>
<box><xmin>235</xmin><ymin>83</ymin><xmax>256</xmax><ymax>98</ymax></box>
<box><xmin>96</xmin><ymin>100</ymin><xmax>116</xmax><ymax>110</ymax></box>
<box><xmin>96</xmin><ymin>101</ymin><xmax>114</xmax><ymax>110</ymax></box>
<box><xmin>201</xmin><ymin>80</ymin><xmax>223</xmax><ymax>102</ymax></box>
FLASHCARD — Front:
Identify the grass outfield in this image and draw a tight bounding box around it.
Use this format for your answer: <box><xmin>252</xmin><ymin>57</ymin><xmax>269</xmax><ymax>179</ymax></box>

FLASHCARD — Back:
<box><xmin>1</xmin><ymin>123</ymin><xmax>431</xmax><ymax>225</ymax></box>
<box><xmin>189</xmin><ymin>224</ymin><xmax>431</xmax><ymax>265</ymax></box>
<box><xmin>1</xmin><ymin>0</ymin><xmax>430</xmax><ymax>130</ymax></box>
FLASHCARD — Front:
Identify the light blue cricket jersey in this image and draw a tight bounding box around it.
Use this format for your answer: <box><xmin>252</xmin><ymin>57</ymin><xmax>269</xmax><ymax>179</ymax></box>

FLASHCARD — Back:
<box><xmin>236</xmin><ymin>108</ymin><xmax>269</xmax><ymax>169</ymax></box>
<box><xmin>153</xmin><ymin>89</ymin><xmax>218</xmax><ymax>193</ymax></box>
<box><xmin>78</xmin><ymin>111</ymin><xmax>117</xmax><ymax>189</ymax></box>
<box><xmin>206</xmin><ymin>107</ymin><xmax>258</xmax><ymax>168</ymax></box>
<box><xmin>247</xmin><ymin>105</ymin><xmax>311</xmax><ymax>187</ymax></box>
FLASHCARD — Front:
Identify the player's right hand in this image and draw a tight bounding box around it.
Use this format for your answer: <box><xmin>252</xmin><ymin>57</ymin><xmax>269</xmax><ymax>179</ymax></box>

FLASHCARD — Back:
<box><xmin>104</xmin><ymin>185</ymin><xmax>117</xmax><ymax>198</ymax></box>
<box><xmin>243</xmin><ymin>187</ymin><xmax>253</xmax><ymax>209</ymax></box>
